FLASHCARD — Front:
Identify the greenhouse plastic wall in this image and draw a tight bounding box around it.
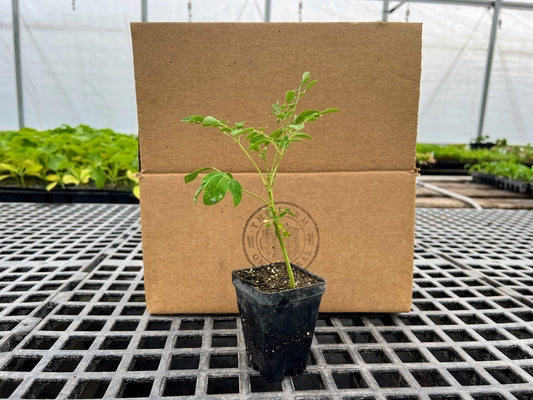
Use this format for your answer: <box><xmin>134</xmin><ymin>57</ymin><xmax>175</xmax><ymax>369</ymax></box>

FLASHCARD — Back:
<box><xmin>1</xmin><ymin>0</ymin><xmax>533</xmax><ymax>144</ymax></box>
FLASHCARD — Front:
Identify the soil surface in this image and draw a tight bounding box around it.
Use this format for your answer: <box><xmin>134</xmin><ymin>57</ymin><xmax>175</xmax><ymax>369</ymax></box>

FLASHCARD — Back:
<box><xmin>234</xmin><ymin>263</ymin><xmax>323</xmax><ymax>293</ymax></box>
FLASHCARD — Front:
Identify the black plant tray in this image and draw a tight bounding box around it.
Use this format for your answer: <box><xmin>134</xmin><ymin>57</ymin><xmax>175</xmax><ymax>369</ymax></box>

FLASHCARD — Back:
<box><xmin>471</xmin><ymin>172</ymin><xmax>532</xmax><ymax>196</ymax></box>
<box><xmin>470</xmin><ymin>142</ymin><xmax>495</xmax><ymax>150</ymax></box>
<box><xmin>418</xmin><ymin>161</ymin><xmax>468</xmax><ymax>175</ymax></box>
<box><xmin>0</xmin><ymin>187</ymin><xmax>139</xmax><ymax>204</ymax></box>
<box><xmin>505</xmin><ymin>178</ymin><xmax>530</xmax><ymax>194</ymax></box>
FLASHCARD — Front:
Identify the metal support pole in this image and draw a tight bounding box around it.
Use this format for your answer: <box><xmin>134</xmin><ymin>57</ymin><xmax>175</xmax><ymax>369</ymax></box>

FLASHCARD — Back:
<box><xmin>12</xmin><ymin>0</ymin><xmax>24</xmax><ymax>129</ymax></box>
<box><xmin>264</xmin><ymin>0</ymin><xmax>271</xmax><ymax>22</ymax></box>
<box><xmin>476</xmin><ymin>0</ymin><xmax>501</xmax><ymax>140</ymax></box>
<box><xmin>141</xmin><ymin>0</ymin><xmax>147</xmax><ymax>22</ymax></box>
<box><xmin>382</xmin><ymin>0</ymin><xmax>389</xmax><ymax>21</ymax></box>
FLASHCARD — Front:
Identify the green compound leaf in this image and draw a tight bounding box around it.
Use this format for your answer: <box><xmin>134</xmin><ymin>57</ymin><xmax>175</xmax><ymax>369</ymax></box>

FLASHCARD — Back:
<box><xmin>228</xmin><ymin>179</ymin><xmax>242</xmax><ymax>207</ymax></box>
<box><xmin>231</xmin><ymin>127</ymin><xmax>254</xmax><ymax>137</ymax></box>
<box><xmin>193</xmin><ymin>182</ymin><xmax>206</xmax><ymax>205</ymax></box>
<box><xmin>304</xmin><ymin>79</ymin><xmax>317</xmax><ymax>93</ymax></box>
<box><xmin>184</xmin><ymin>167</ymin><xmax>213</xmax><ymax>183</ymax></box>
<box><xmin>288</xmin><ymin>124</ymin><xmax>305</xmax><ymax>131</ymax></box>
<box><xmin>89</xmin><ymin>166</ymin><xmax>108</xmax><ymax>189</ymax></box>
<box><xmin>270</xmin><ymin>128</ymin><xmax>283</xmax><ymax>139</ymax></box>
<box><xmin>41</xmin><ymin>141</ymin><xmax>59</xmax><ymax>154</ymax></box>
<box><xmin>46</xmin><ymin>154</ymin><xmax>69</xmax><ymax>171</ymax></box>
<box><xmin>284</xmin><ymin>208</ymin><xmax>295</xmax><ymax>217</ymax></box>
<box><xmin>293</xmin><ymin>132</ymin><xmax>313</xmax><ymax>140</ymax></box>
<box><xmin>301</xmin><ymin>71</ymin><xmax>310</xmax><ymax>85</ymax></box>
<box><xmin>46</xmin><ymin>181</ymin><xmax>58</xmax><ymax>191</ymax></box>
<box><xmin>320</xmin><ymin>108</ymin><xmax>340</xmax><ymax>114</ymax></box>
<box><xmin>293</xmin><ymin>109</ymin><xmax>319</xmax><ymax>124</ymax></box>
<box><xmin>286</xmin><ymin>90</ymin><xmax>295</xmax><ymax>103</ymax></box>
<box><xmin>0</xmin><ymin>163</ymin><xmax>17</xmax><ymax>173</ymax></box>
<box><xmin>202</xmin><ymin>116</ymin><xmax>221</xmax><ymax>127</ymax></box>
<box><xmin>202</xmin><ymin>171</ymin><xmax>229</xmax><ymax>205</ymax></box>
<box><xmin>132</xmin><ymin>185</ymin><xmax>140</xmax><ymax>199</ymax></box>
<box><xmin>182</xmin><ymin>115</ymin><xmax>204</xmax><ymax>124</ymax></box>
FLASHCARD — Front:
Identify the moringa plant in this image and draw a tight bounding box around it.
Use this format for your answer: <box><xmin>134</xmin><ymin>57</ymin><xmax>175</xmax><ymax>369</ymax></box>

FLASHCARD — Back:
<box><xmin>182</xmin><ymin>72</ymin><xmax>338</xmax><ymax>289</ymax></box>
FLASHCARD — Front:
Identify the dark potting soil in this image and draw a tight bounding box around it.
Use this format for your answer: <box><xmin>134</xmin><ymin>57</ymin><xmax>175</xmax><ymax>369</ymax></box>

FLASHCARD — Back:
<box><xmin>233</xmin><ymin>263</ymin><xmax>323</xmax><ymax>294</ymax></box>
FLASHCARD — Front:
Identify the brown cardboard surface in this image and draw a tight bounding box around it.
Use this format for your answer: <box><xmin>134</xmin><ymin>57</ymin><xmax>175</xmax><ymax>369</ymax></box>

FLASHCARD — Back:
<box><xmin>131</xmin><ymin>22</ymin><xmax>422</xmax><ymax>313</ymax></box>
<box><xmin>131</xmin><ymin>22</ymin><xmax>421</xmax><ymax>174</ymax></box>
<box><xmin>140</xmin><ymin>171</ymin><xmax>416</xmax><ymax>314</ymax></box>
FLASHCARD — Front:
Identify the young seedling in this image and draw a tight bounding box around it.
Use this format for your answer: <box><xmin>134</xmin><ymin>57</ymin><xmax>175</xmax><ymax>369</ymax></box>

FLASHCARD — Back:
<box><xmin>183</xmin><ymin>72</ymin><xmax>338</xmax><ymax>289</ymax></box>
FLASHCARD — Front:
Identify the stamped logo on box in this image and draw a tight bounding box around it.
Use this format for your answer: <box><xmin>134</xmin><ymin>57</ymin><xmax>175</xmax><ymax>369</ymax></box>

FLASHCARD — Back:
<box><xmin>243</xmin><ymin>202</ymin><xmax>319</xmax><ymax>269</ymax></box>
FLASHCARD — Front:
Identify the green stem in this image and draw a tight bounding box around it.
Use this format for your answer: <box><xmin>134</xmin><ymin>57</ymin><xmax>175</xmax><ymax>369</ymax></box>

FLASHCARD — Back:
<box><xmin>242</xmin><ymin>189</ymin><xmax>269</xmax><ymax>205</ymax></box>
<box><xmin>273</xmin><ymin>212</ymin><xmax>295</xmax><ymax>289</ymax></box>
<box><xmin>231</xmin><ymin>135</ymin><xmax>269</xmax><ymax>189</ymax></box>
<box><xmin>268</xmin><ymin>191</ymin><xmax>295</xmax><ymax>289</ymax></box>
<box><xmin>269</xmin><ymin>147</ymin><xmax>285</xmax><ymax>192</ymax></box>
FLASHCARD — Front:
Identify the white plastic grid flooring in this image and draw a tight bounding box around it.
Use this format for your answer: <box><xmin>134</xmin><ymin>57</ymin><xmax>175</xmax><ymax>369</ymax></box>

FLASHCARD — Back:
<box><xmin>0</xmin><ymin>204</ymin><xmax>531</xmax><ymax>399</ymax></box>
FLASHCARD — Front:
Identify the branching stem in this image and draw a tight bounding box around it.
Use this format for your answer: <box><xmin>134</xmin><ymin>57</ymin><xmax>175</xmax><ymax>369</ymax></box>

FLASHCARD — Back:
<box><xmin>183</xmin><ymin>72</ymin><xmax>337</xmax><ymax>291</ymax></box>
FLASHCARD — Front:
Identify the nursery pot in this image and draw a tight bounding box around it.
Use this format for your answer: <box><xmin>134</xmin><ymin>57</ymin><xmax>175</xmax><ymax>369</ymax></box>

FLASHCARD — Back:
<box><xmin>232</xmin><ymin>263</ymin><xmax>326</xmax><ymax>382</ymax></box>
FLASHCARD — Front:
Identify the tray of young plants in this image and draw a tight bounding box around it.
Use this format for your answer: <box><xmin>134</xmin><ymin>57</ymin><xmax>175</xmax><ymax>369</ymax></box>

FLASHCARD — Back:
<box><xmin>469</xmin><ymin>161</ymin><xmax>533</xmax><ymax>195</ymax></box>
<box><xmin>0</xmin><ymin>125</ymin><xmax>139</xmax><ymax>203</ymax></box>
<box><xmin>416</xmin><ymin>141</ymin><xmax>533</xmax><ymax>175</ymax></box>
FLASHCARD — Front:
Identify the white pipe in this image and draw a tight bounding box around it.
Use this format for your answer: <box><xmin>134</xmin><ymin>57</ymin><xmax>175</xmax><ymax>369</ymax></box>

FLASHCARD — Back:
<box><xmin>417</xmin><ymin>180</ymin><xmax>483</xmax><ymax>211</ymax></box>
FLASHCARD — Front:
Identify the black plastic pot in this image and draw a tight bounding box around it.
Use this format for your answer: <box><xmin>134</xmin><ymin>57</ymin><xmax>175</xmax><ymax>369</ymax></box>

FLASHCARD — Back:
<box><xmin>232</xmin><ymin>264</ymin><xmax>326</xmax><ymax>382</ymax></box>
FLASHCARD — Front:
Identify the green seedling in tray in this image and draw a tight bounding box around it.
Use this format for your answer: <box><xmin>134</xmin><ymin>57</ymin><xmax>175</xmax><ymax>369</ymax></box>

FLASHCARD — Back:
<box><xmin>0</xmin><ymin>125</ymin><xmax>139</xmax><ymax>197</ymax></box>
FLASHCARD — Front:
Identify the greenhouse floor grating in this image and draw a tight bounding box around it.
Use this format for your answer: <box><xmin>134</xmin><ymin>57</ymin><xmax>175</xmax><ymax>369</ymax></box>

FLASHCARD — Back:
<box><xmin>0</xmin><ymin>203</ymin><xmax>532</xmax><ymax>400</ymax></box>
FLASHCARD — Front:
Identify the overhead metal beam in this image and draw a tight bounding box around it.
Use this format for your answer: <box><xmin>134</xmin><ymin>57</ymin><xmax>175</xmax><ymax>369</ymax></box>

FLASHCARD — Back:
<box><xmin>12</xmin><ymin>0</ymin><xmax>24</xmax><ymax>129</ymax></box>
<box><xmin>500</xmin><ymin>1</ymin><xmax>533</xmax><ymax>10</ymax></box>
<box><xmin>382</xmin><ymin>0</ymin><xmax>390</xmax><ymax>21</ymax></box>
<box><xmin>265</xmin><ymin>0</ymin><xmax>271</xmax><ymax>22</ymax></box>
<box><xmin>389</xmin><ymin>0</ymin><xmax>408</xmax><ymax>14</ymax></box>
<box><xmin>477</xmin><ymin>0</ymin><xmax>501</xmax><ymax>140</ymax></box>
<box><xmin>141</xmin><ymin>0</ymin><xmax>147</xmax><ymax>22</ymax></box>
<box><xmin>379</xmin><ymin>0</ymin><xmax>533</xmax><ymax>12</ymax></box>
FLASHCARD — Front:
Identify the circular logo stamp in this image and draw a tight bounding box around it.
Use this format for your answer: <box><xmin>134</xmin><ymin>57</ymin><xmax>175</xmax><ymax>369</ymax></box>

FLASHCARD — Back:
<box><xmin>242</xmin><ymin>202</ymin><xmax>319</xmax><ymax>269</ymax></box>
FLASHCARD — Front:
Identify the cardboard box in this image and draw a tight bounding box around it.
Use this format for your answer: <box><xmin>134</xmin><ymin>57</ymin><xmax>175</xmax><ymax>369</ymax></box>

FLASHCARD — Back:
<box><xmin>131</xmin><ymin>22</ymin><xmax>422</xmax><ymax>314</ymax></box>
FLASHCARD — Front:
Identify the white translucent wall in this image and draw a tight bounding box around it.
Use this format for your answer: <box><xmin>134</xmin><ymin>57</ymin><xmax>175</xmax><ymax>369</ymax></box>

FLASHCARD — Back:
<box><xmin>149</xmin><ymin>0</ymin><xmax>265</xmax><ymax>22</ymax></box>
<box><xmin>388</xmin><ymin>2</ymin><xmax>533</xmax><ymax>145</ymax></box>
<box><xmin>2</xmin><ymin>0</ymin><xmax>139</xmax><ymax>133</ymax></box>
<box><xmin>484</xmin><ymin>7</ymin><xmax>533</xmax><ymax>145</ymax></box>
<box><xmin>0</xmin><ymin>0</ymin><xmax>17</xmax><ymax>128</ymax></box>
<box><xmin>389</xmin><ymin>3</ymin><xmax>493</xmax><ymax>144</ymax></box>
<box><xmin>271</xmin><ymin>0</ymin><xmax>381</xmax><ymax>22</ymax></box>
<box><xmin>1</xmin><ymin>0</ymin><xmax>532</xmax><ymax>145</ymax></box>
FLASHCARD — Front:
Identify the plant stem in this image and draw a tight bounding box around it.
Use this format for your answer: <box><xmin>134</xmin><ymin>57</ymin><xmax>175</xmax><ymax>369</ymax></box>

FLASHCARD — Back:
<box><xmin>230</xmin><ymin>134</ymin><xmax>269</xmax><ymax>188</ymax></box>
<box><xmin>275</xmin><ymin>224</ymin><xmax>295</xmax><ymax>289</ymax></box>
<box><xmin>233</xmin><ymin>130</ymin><xmax>294</xmax><ymax>289</ymax></box>
<box><xmin>268</xmin><ymin>190</ymin><xmax>295</xmax><ymax>289</ymax></box>
<box><xmin>242</xmin><ymin>189</ymin><xmax>269</xmax><ymax>205</ymax></box>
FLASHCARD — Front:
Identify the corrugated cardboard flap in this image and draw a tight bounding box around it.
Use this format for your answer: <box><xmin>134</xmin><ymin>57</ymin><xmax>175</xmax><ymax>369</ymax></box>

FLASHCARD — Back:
<box><xmin>140</xmin><ymin>171</ymin><xmax>416</xmax><ymax>314</ymax></box>
<box><xmin>131</xmin><ymin>22</ymin><xmax>421</xmax><ymax>175</ymax></box>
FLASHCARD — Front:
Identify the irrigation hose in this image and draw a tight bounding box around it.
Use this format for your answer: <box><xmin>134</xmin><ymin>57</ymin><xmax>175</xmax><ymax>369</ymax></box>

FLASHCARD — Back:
<box><xmin>417</xmin><ymin>180</ymin><xmax>483</xmax><ymax>211</ymax></box>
